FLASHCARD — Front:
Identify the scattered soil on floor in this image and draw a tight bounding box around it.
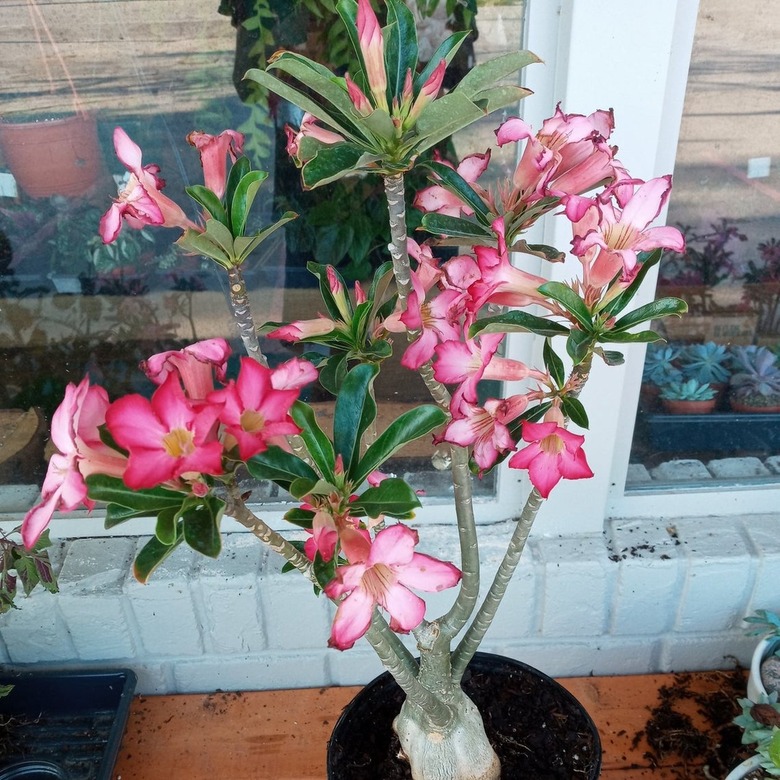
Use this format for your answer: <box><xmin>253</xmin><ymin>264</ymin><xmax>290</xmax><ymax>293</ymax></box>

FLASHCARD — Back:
<box><xmin>632</xmin><ymin>669</ymin><xmax>752</xmax><ymax>779</ymax></box>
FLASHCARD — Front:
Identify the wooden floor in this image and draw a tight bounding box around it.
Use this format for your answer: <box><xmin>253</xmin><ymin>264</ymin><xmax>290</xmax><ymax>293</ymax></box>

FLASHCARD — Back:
<box><xmin>112</xmin><ymin>670</ymin><xmax>746</xmax><ymax>779</ymax></box>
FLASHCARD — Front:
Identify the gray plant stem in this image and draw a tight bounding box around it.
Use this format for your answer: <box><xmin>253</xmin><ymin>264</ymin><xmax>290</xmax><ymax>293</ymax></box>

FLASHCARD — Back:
<box><xmin>224</xmin><ymin>483</ymin><xmax>313</xmax><ymax>580</ymax></box>
<box><xmin>451</xmin><ymin>487</ymin><xmax>543</xmax><ymax>681</ymax></box>
<box><xmin>382</xmin><ymin>173</ymin><xmax>481</xmax><ymax>642</ymax></box>
<box><xmin>226</xmin><ymin>264</ymin><xmax>268</xmax><ymax>367</ymax></box>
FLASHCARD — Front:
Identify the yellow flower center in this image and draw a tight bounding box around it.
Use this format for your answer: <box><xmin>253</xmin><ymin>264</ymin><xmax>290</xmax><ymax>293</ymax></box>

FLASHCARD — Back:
<box><xmin>240</xmin><ymin>409</ymin><xmax>265</xmax><ymax>434</ymax></box>
<box><xmin>162</xmin><ymin>428</ymin><xmax>196</xmax><ymax>458</ymax></box>
<box><xmin>604</xmin><ymin>223</ymin><xmax>639</xmax><ymax>251</ymax></box>
<box><xmin>540</xmin><ymin>433</ymin><xmax>564</xmax><ymax>456</ymax></box>
<box><xmin>362</xmin><ymin>562</ymin><xmax>394</xmax><ymax>601</ymax></box>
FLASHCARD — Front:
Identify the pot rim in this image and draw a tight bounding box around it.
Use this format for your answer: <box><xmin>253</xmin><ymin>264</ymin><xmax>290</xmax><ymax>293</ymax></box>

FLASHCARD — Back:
<box><xmin>724</xmin><ymin>754</ymin><xmax>764</xmax><ymax>780</ymax></box>
<box><xmin>748</xmin><ymin>635</ymin><xmax>780</xmax><ymax>701</ymax></box>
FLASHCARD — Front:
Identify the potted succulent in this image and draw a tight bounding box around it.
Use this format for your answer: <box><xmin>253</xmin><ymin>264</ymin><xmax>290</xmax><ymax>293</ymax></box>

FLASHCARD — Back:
<box><xmin>679</xmin><ymin>341</ymin><xmax>731</xmax><ymax>386</ymax></box>
<box><xmin>729</xmin><ymin>346</ymin><xmax>780</xmax><ymax>413</ymax></box>
<box><xmin>728</xmin><ymin>695</ymin><xmax>780</xmax><ymax>779</ymax></box>
<box><xmin>19</xmin><ymin>1</ymin><xmax>688</xmax><ymax>777</ymax></box>
<box><xmin>659</xmin><ymin>378</ymin><xmax>718</xmax><ymax>414</ymax></box>
<box><xmin>641</xmin><ymin>343</ymin><xmax>682</xmax><ymax>410</ymax></box>
<box><xmin>747</xmin><ymin>610</ymin><xmax>780</xmax><ymax>702</ymax></box>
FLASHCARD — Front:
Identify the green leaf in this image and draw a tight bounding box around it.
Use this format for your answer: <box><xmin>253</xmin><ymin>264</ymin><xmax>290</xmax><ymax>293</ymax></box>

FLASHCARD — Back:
<box><xmin>511</xmin><ymin>240</ymin><xmax>566</xmax><ymax>263</ymax></box>
<box><xmin>421</xmin><ymin>161</ymin><xmax>491</xmax><ymax>221</ymax></box>
<box><xmin>288</xmin><ymin>476</ymin><xmax>320</xmax><ymax>500</ymax></box>
<box><xmin>596</xmin><ymin>348</ymin><xmax>625</xmax><ymax>366</ymax></box>
<box><xmin>471</xmin><ymin>85</ymin><xmax>533</xmax><ymax>114</ymax></box>
<box><xmin>415</xmin><ymin>92</ymin><xmax>484</xmax><ymax>152</ymax></box>
<box><xmin>312</xmin><ymin>551</ymin><xmax>338</xmax><ymax>590</ymax></box>
<box><xmin>176</xmin><ymin>229</ymin><xmax>232</xmax><ymax>268</ymax></box>
<box><xmin>186</xmin><ymin>185</ymin><xmax>229</xmax><ymax>226</ymax></box>
<box><xmin>353</xmin><ymin>405</ymin><xmax>448</xmax><ymax>485</ymax></box>
<box><xmin>543</xmin><ymin>339</ymin><xmax>565</xmax><ymax>387</ymax></box>
<box><xmin>182</xmin><ymin>496</ymin><xmax>224</xmax><ymax>558</ymax></box>
<box><xmin>600</xmin><ymin>249</ymin><xmax>663</xmax><ymax>316</ymax></box>
<box><xmin>335</xmin><ymin>363</ymin><xmax>379</xmax><ymax>476</ymax></box>
<box><xmin>86</xmin><ymin>475</ymin><xmax>185</xmax><ymax>512</ymax></box>
<box><xmin>301</xmin><ymin>144</ymin><xmax>368</xmax><ymax>189</ymax></box>
<box><xmin>246</xmin><ymin>445</ymin><xmax>320</xmax><ymax>492</ymax></box>
<box><xmin>566</xmin><ymin>328</ymin><xmax>593</xmax><ymax>365</ymax></box>
<box><xmin>230</xmin><ymin>170</ymin><xmax>268</xmax><ymax>238</ymax></box>
<box><xmin>469</xmin><ymin>310</ymin><xmax>569</xmax><ymax>339</ymax></box>
<box><xmin>284</xmin><ymin>507</ymin><xmax>315</xmax><ymax>529</ymax></box>
<box><xmin>133</xmin><ymin>535</ymin><xmax>183</xmax><ymax>584</ymax></box>
<box><xmin>224</xmin><ymin>156</ymin><xmax>251</xmax><ymax>209</ymax></box>
<box><xmin>384</xmin><ymin>0</ymin><xmax>418</xmax><ymax>99</ymax></box>
<box><xmin>561</xmin><ymin>396</ymin><xmax>589</xmax><ymax>429</ymax></box>
<box><xmin>419</xmin><ymin>213</ymin><xmax>493</xmax><ymax>241</ymax></box>
<box><xmin>611</xmin><ymin>297</ymin><xmax>688</xmax><ymax>332</ymax></box>
<box><xmin>319</xmin><ymin>352</ymin><xmax>349</xmax><ymax>395</ymax></box>
<box><xmin>538</xmin><ymin>281</ymin><xmax>593</xmax><ymax>330</ymax></box>
<box><xmin>291</xmin><ymin>401</ymin><xmax>336</xmax><ymax>481</ymax></box>
<box><xmin>351</xmin><ymin>477</ymin><xmax>421</xmax><ymax>519</ymax></box>
<box><xmin>233</xmin><ymin>211</ymin><xmax>297</xmax><ymax>266</ymax></box>
<box><xmin>455</xmin><ymin>50</ymin><xmax>540</xmax><ymax>98</ymax></box>
<box><xmin>316</xmin><ymin>223</ymin><xmax>354</xmax><ymax>267</ymax></box>
<box><xmin>414</xmin><ymin>31</ymin><xmax>469</xmax><ymax>93</ymax></box>
<box><xmin>599</xmin><ymin>329</ymin><xmax>663</xmax><ymax>344</ymax></box>
<box><xmin>155</xmin><ymin>507</ymin><xmax>179</xmax><ymax>546</ymax></box>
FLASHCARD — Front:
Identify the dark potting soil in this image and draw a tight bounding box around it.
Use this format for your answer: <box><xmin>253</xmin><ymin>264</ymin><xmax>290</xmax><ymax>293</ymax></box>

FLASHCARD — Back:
<box><xmin>328</xmin><ymin>654</ymin><xmax>600</xmax><ymax>779</ymax></box>
<box><xmin>632</xmin><ymin>669</ymin><xmax>751</xmax><ymax>779</ymax></box>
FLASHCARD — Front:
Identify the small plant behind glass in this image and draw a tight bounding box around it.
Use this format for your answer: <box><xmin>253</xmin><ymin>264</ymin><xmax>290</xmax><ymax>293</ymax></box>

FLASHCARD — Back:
<box><xmin>679</xmin><ymin>341</ymin><xmax>731</xmax><ymax>386</ymax></box>
<box><xmin>730</xmin><ymin>346</ymin><xmax>780</xmax><ymax>410</ymax></box>
<box><xmin>21</xmin><ymin>1</ymin><xmax>687</xmax><ymax>777</ymax></box>
<box><xmin>643</xmin><ymin>343</ymin><xmax>683</xmax><ymax>387</ymax></box>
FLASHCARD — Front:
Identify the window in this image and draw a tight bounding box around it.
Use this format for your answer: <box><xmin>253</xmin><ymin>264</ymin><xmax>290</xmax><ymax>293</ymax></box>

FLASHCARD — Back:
<box><xmin>0</xmin><ymin>0</ymin><xmax>530</xmax><ymax>531</ymax></box>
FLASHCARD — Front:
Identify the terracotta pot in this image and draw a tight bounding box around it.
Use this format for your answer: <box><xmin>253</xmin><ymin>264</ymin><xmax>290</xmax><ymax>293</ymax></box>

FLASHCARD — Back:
<box><xmin>326</xmin><ymin>652</ymin><xmax>601</xmax><ymax>779</ymax></box>
<box><xmin>724</xmin><ymin>755</ymin><xmax>764</xmax><ymax>780</ymax></box>
<box><xmin>0</xmin><ymin>113</ymin><xmax>103</xmax><ymax>198</ymax></box>
<box><xmin>730</xmin><ymin>399</ymin><xmax>780</xmax><ymax>414</ymax></box>
<box><xmin>748</xmin><ymin>636</ymin><xmax>780</xmax><ymax>701</ymax></box>
<box><xmin>661</xmin><ymin>398</ymin><xmax>717</xmax><ymax>414</ymax></box>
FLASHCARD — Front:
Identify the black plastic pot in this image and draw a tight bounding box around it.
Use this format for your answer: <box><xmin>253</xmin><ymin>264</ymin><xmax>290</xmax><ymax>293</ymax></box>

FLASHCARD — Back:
<box><xmin>327</xmin><ymin>652</ymin><xmax>601</xmax><ymax>780</ymax></box>
<box><xmin>0</xmin><ymin>669</ymin><xmax>136</xmax><ymax>780</ymax></box>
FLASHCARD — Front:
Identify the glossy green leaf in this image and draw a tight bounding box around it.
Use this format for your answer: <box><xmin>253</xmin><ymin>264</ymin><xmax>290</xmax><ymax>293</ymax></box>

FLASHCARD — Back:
<box><xmin>561</xmin><ymin>396</ymin><xmax>589</xmax><ymax>430</ymax></box>
<box><xmin>599</xmin><ymin>329</ymin><xmax>662</xmax><ymax>343</ymax></box>
<box><xmin>538</xmin><ymin>281</ymin><xmax>593</xmax><ymax>330</ymax></box>
<box><xmin>133</xmin><ymin>535</ymin><xmax>182</xmax><ymax>584</ymax></box>
<box><xmin>186</xmin><ymin>185</ymin><xmax>229</xmax><ymax>226</ymax></box>
<box><xmin>421</xmin><ymin>161</ymin><xmax>491</xmax><ymax>221</ymax></box>
<box><xmin>415</xmin><ymin>92</ymin><xmax>484</xmax><ymax>152</ymax></box>
<box><xmin>291</xmin><ymin>401</ymin><xmax>336</xmax><ymax>481</ymax></box>
<box><xmin>335</xmin><ymin>363</ymin><xmax>379</xmax><ymax>475</ymax></box>
<box><xmin>471</xmin><ymin>85</ymin><xmax>533</xmax><ymax>114</ymax></box>
<box><xmin>419</xmin><ymin>212</ymin><xmax>493</xmax><ymax>241</ymax></box>
<box><xmin>230</xmin><ymin>170</ymin><xmax>268</xmax><ymax>238</ymax></box>
<box><xmin>455</xmin><ymin>50</ymin><xmax>540</xmax><ymax>98</ymax></box>
<box><xmin>283</xmin><ymin>507</ymin><xmax>315</xmax><ymax>529</ymax></box>
<box><xmin>543</xmin><ymin>339</ymin><xmax>565</xmax><ymax>387</ymax></box>
<box><xmin>312</xmin><ymin>551</ymin><xmax>338</xmax><ymax>590</ymax></box>
<box><xmin>87</xmin><ymin>475</ymin><xmax>185</xmax><ymax>512</ymax></box>
<box><xmin>233</xmin><ymin>211</ymin><xmax>297</xmax><ymax>266</ymax></box>
<box><xmin>319</xmin><ymin>352</ymin><xmax>348</xmax><ymax>395</ymax></box>
<box><xmin>351</xmin><ymin>477</ymin><xmax>421</xmax><ymax>519</ymax></box>
<box><xmin>353</xmin><ymin>405</ymin><xmax>448</xmax><ymax>485</ymax></box>
<box><xmin>566</xmin><ymin>328</ymin><xmax>593</xmax><ymax>365</ymax></box>
<box><xmin>611</xmin><ymin>297</ymin><xmax>688</xmax><ymax>332</ymax></box>
<box><xmin>384</xmin><ymin>0</ymin><xmax>418</xmax><ymax>98</ymax></box>
<box><xmin>155</xmin><ymin>506</ymin><xmax>179</xmax><ymax>546</ymax></box>
<box><xmin>176</xmin><ymin>229</ymin><xmax>231</xmax><ymax>268</ymax></box>
<box><xmin>181</xmin><ymin>496</ymin><xmax>223</xmax><ymax>558</ymax></box>
<box><xmin>600</xmin><ymin>249</ymin><xmax>663</xmax><ymax>316</ymax></box>
<box><xmin>301</xmin><ymin>144</ymin><xmax>368</xmax><ymax>189</ymax></box>
<box><xmin>596</xmin><ymin>348</ymin><xmax>625</xmax><ymax>366</ymax></box>
<box><xmin>469</xmin><ymin>310</ymin><xmax>569</xmax><ymax>339</ymax></box>
<box><xmin>512</xmin><ymin>240</ymin><xmax>566</xmax><ymax>263</ymax></box>
<box><xmin>203</xmin><ymin>219</ymin><xmax>238</xmax><ymax>260</ymax></box>
<box><xmin>246</xmin><ymin>445</ymin><xmax>320</xmax><ymax>491</ymax></box>
<box><xmin>414</xmin><ymin>32</ymin><xmax>469</xmax><ymax>93</ymax></box>
<box><xmin>288</xmin><ymin>476</ymin><xmax>320</xmax><ymax>500</ymax></box>
<box><xmin>225</xmin><ymin>156</ymin><xmax>251</xmax><ymax>209</ymax></box>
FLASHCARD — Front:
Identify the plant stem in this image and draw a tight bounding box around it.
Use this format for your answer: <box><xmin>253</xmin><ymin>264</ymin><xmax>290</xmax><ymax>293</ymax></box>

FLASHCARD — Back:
<box><xmin>224</xmin><ymin>483</ymin><xmax>313</xmax><ymax>580</ymax></box>
<box><xmin>451</xmin><ymin>488</ymin><xmax>543</xmax><ymax>681</ymax></box>
<box><xmin>226</xmin><ymin>264</ymin><xmax>267</xmax><ymax>367</ymax></box>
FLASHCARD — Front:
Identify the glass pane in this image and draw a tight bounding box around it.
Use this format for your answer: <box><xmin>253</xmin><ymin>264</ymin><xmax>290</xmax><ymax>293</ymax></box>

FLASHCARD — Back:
<box><xmin>0</xmin><ymin>0</ymin><xmax>524</xmax><ymax>507</ymax></box>
<box><xmin>627</xmin><ymin>0</ymin><xmax>780</xmax><ymax>491</ymax></box>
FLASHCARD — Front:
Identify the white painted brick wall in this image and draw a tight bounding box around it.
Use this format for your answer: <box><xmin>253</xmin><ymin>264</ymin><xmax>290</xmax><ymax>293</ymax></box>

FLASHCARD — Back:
<box><xmin>4</xmin><ymin>515</ymin><xmax>780</xmax><ymax>694</ymax></box>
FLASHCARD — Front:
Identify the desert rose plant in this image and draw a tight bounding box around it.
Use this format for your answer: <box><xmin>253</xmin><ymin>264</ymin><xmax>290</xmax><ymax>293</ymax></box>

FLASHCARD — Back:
<box><xmin>22</xmin><ymin>0</ymin><xmax>687</xmax><ymax>777</ymax></box>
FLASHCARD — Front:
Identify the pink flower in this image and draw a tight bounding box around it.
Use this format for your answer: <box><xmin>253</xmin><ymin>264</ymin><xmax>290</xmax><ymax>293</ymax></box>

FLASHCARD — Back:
<box><xmin>99</xmin><ymin>128</ymin><xmax>197</xmax><ymax>243</ymax></box>
<box><xmin>267</xmin><ymin>316</ymin><xmax>337</xmax><ymax>341</ymax></box>
<box><xmin>187</xmin><ymin>129</ymin><xmax>244</xmax><ymax>200</ymax></box>
<box><xmin>414</xmin><ymin>151</ymin><xmax>491</xmax><ymax>217</ymax></box>
<box><xmin>345</xmin><ymin>74</ymin><xmax>373</xmax><ymax>116</ymax></box>
<box><xmin>439</xmin><ymin>396</ymin><xmax>528</xmax><ymax>472</ymax></box>
<box><xmin>142</xmin><ymin>339</ymin><xmax>232</xmax><ymax>401</ymax></box>
<box><xmin>285</xmin><ymin>113</ymin><xmax>345</xmax><ymax>165</ymax></box>
<box><xmin>209</xmin><ymin>357</ymin><xmax>303</xmax><ymax>461</ymax></box>
<box><xmin>356</xmin><ymin>0</ymin><xmax>388</xmax><ymax>111</ymax></box>
<box><xmin>270</xmin><ymin>358</ymin><xmax>319</xmax><ymax>390</ymax></box>
<box><xmin>571</xmin><ymin>176</ymin><xmax>686</xmax><ymax>284</ymax></box>
<box><xmin>106</xmin><ymin>374</ymin><xmax>224</xmax><ymax>489</ymax></box>
<box><xmin>508</xmin><ymin>420</ymin><xmax>593</xmax><ymax>498</ymax></box>
<box><xmin>325</xmin><ymin>524</ymin><xmax>462</xmax><ymax>650</ymax></box>
<box><xmin>22</xmin><ymin>378</ymin><xmax>127</xmax><ymax>548</ymax></box>
<box><xmin>405</xmin><ymin>59</ymin><xmax>446</xmax><ymax>126</ymax></box>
